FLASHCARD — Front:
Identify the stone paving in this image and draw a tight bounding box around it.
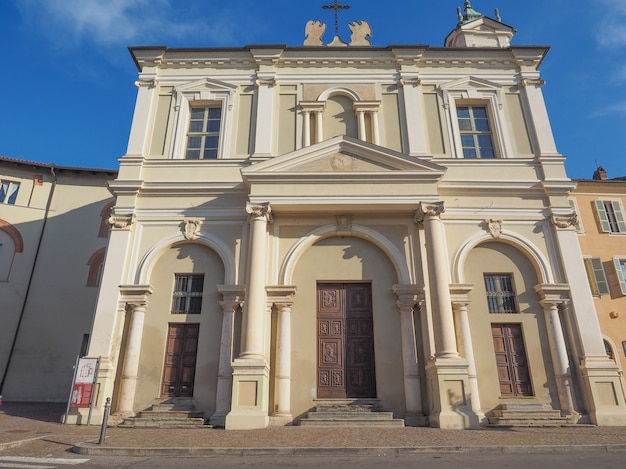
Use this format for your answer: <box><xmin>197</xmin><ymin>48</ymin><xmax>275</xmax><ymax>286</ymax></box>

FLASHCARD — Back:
<box><xmin>2</xmin><ymin>402</ymin><xmax>626</xmax><ymax>458</ymax></box>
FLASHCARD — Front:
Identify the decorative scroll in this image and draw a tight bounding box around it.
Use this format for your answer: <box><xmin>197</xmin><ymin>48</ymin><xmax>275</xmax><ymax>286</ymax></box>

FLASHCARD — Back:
<box><xmin>107</xmin><ymin>214</ymin><xmax>133</xmax><ymax>229</ymax></box>
<box><xmin>414</xmin><ymin>202</ymin><xmax>445</xmax><ymax>223</ymax></box>
<box><xmin>552</xmin><ymin>214</ymin><xmax>578</xmax><ymax>229</ymax></box>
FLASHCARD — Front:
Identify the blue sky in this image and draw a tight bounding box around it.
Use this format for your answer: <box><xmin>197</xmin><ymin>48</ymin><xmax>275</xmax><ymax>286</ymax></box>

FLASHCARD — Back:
<box><xmin>1</xmin><ymin>0</ymin><xmax>624</xmax><ymax>179</ymax></box>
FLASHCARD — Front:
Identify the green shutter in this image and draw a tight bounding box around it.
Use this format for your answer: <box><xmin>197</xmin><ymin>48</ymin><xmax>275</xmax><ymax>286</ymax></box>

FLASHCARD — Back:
<box><xmin>613</xmin><ymin>258</ymin><xmax>626</xmax><ymax>295</ymax></box>
<box><xmin>590</xmin><ymin>257</ymin><xmax>610</xmax><ymax>295</ymax></box>
<box><xmin>611</xmin><ymin>201</ymin><xmax>626</xmax><ymax>232</ymax></box>
<box><xmin>595</xmin><ymin>200</ymin><xmax>611</xmax><ymax>232</ymax></box>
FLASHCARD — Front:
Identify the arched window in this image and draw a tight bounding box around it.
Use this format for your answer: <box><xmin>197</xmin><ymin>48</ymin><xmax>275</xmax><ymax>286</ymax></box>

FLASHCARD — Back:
<box><xmin>86</xmin><ymin>248</ymin><xmax>106</xmax><ymax>286</ymax></box>
<box><xmin>0</xmin><ymin>219</ymin><xmax>24</xmax><ymax>281</ymax></box>
<box><xmin>98</xmin><ymin>201</ymin><xmax>115</xmax><ymax>238</ymax></box>
<box><xmin>604</xmin><ymin>339</ymin><xmax>615</xmax><ymax>361</ymax></box>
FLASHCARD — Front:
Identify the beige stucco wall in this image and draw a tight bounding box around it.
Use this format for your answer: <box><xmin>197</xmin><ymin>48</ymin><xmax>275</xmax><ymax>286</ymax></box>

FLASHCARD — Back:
<box><xmin>464</xmin><ymin>241</ymin><xmax>558</xmax><ymax>412</ymax></box>
<box><xmin>289</xmin><ymin>235</ymin><xmax>405</xmax><ymax>419</ymax></box>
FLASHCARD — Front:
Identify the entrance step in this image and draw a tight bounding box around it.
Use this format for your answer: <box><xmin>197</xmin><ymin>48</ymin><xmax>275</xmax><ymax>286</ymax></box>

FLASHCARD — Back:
<box><xmin>118</xmin><ymin>398</ymin><xmax>209</xmax><ymax>429</ymax></box>
<box><xmin>298</xmin><ymin>399</ymin><xmax>404</xmax><ymax>427</ymax></box>
<box><xmin>486</xmin><ymin>403</ymin><xmax>571</xmax><ymax>427</ymax></box>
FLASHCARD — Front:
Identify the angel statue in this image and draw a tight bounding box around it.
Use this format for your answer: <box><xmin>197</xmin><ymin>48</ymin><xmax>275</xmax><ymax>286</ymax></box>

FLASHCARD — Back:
<box><xmin>304</xmin><ymin>20</ymin><xmax>327</xmax><ymax>46</ymax></box>
<box><xmin>349</xmin><ymin>20</ymin><xmax>372</xmax><ymax>46</ymax></box>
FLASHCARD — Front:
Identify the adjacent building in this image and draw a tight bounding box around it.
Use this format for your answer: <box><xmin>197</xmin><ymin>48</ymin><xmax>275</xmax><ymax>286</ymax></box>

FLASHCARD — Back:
<box><xmin>570</xmin><ymin>167</ymin><xmax>626</xmax><ymax>393</ymax></box>
<box><xmin>58</xmin><ymin>2</ymin><xmax>626</xmax><ymax>429</ymax></box>
<box><xmin>0</xmin><ymin>156</ymin><xmax>116</xmax><ymax>402</ymax></box>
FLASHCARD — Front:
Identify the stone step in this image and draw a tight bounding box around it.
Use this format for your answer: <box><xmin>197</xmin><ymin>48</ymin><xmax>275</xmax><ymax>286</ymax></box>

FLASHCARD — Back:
<box><xmin>305</xmin><ymin>411</ymin><xmax>396</xmax><ymax>420</ymax></box>
<box><xmin>137</xmin><ymin>410</ymin><xmax>204</xmax><ymax>419</ymax></box>
<box><xmin>299</xmin><ymin>418</ymin><xmax>405</xmax><ymax>427</ymax></box>
<box><xmin>118</xmin><ymin>417</ymin><xmax>207</xmax><ymax>428</ymax></box>
<box><xmin>489</xmin><ymin>410</ymin><xmax>566</xmax><ymax>419</ymax></box>
<box><xmin>314</xmin><ymin>404</ymin><xmax>382</xmax><ymax>413</ymax></box>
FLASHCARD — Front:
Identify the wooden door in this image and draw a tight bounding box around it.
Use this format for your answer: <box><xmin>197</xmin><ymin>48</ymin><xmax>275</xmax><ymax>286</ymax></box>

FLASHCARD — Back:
<box><xmin>317</xmin><ymin>283</ymin><xmax>376</xmax><ymax>399</ymax></box>
<box><xmin>491</xmin><ymin>323</ymin><xmax>533</xmax><ymax>397</ymax></box>
<box><xmin>161</xmin><ymin>323</ymin><xmax>199</xmax><ymax>397</ymax></box>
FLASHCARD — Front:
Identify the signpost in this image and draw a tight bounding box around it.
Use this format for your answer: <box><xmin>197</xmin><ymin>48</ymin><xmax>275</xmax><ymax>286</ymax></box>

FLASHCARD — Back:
<box><xmin>64</xmin><ymin>357</ymin><xmax>100</xmax><ymax>425</ymax></box>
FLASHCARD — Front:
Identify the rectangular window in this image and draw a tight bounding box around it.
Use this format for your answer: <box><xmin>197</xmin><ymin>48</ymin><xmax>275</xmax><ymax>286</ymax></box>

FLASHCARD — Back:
<box><xmin>594</xmin><ymin>200</ymin><xmax>626</xmax><ymax>233</ymax></box>
<box><xmin>613</xmin><ymin>258</ymin><xmax>626</xmax><ymax>296</ymax></box>
<box><xmin>172</xmin><ymin>274</ymin><xmax>204</xmax><ymax>314</ymax></box>
<box><xmin>484</xmin><ymin>273</ymin><xmax>518</xmax><ymax>313</ymax></box>
<box><xmin>185</xmin><ymin>106</ymin><xmax>222</xmax><ymax>159</ymax></box>
<box><xmin>0</xmin><ymin>181</ymin><xmax>20</xmax><ymax>205</ymax></box>
<box><xmin>584</xmin><ymin>257</ymin><xmax>610</xmax><ymax>296</ymax></box>
<box><xmin>457</xmin><ymin>105</ymin><xmax>496</xmax><ymax>159</ymax></box>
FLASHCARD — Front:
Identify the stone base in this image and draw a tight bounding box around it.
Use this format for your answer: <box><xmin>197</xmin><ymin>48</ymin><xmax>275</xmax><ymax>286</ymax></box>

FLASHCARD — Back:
<box><xmin>225</xmin><ymin>358</ymin><xmax>270</xmax><ymax>430</ymax></box>
<box><xmin>580</xmin><ymin>357</ymin><xmax>626</xmax><ymax>426</ymax></box>
<box><xmin>269</xmin><ymin>414</ymin><xmax>293</xmax><ymax>426</ymax></box>
<box><xmin>426</xmin><ymin>356</ymin><xmax>479</xmax><ymax>429</ymax></box>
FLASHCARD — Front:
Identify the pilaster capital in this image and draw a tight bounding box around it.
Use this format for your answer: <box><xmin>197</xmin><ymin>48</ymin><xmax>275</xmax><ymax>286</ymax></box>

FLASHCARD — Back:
<box><xmin>521</xmin><ymin>78</ymin><xmax>546</xmax><ymax>88</ymax></box>
<box><xmin>246</xmin><ymin>202</ymin><xmax>273</xmax><ymax>223</ymax></box>
<box><xmin>449</xmin><ymin>284</ymin><xmax>474</xmax><ymax>306</ymax></box>
<box><xmin>399</xmin><ymin>77</ymin><xmax>421</xmax><ymax>87</ymax></box>
<box><xmin>108</xmin><ymin>213</ymin><xmax>134</xmax><ymax>230</ymax></box>
<box><xmin>392</xmin><ymin>284</ymin><xmax>425</xmax><ymax>310</ymax></box>
<box><xmin>551</xmin><ymin>213</ymin><xmax>578</xmax><ymax>230</ymax></box>
<box><xmin>534</xmin><ymin>284</ymin><xmax>570</xmax><ymax>308</ymax></box>
<box><xmin>218</xmin><ymin>285</ymin><xmax>246</xmax><ymax>312</ymax></box>
<box><xmin>414</xmin><ymin>202</ymin><xmax>445</xmax><ymax>224</ymax></box>
<box><xmin>134</xmin><ymin>79</ymin><xmax>156</xmax><ymax>89</ymax></box>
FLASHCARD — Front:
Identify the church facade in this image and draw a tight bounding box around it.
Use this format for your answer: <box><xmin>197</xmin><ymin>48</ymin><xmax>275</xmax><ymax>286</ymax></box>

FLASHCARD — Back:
<box><xmin>80</xmin><ymin>5</ymin><xmax>626</xmax><ymax>429</ymax></box>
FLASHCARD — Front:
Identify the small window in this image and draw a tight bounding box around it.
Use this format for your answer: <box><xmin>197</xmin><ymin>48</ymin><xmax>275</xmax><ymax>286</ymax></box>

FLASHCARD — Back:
<box><xmin>0</xmin><ymin>181</ymin><xmax>20</xmax><ymax>205</ymax></box>
<box><xmin>594</xmin><ymin>200</ymin><xmax>626</xmax><ymax>233</ymax></box>
<box><xmin>172</xmin><ymin>274</ymin><xmax>204</xmax><ymax>314</ymax></box>
<box><xmin>613</xmin><ymin>258</ymin><xmax>626</xmax><ymax>296</ymax></box>
<box><xmin>484</xmin><ymin>273</ymin><xmax>518</xmax><ymax>313</ymax></box>
<box><xmin>604</xmin><ymin>340</ymin><xmax>615</xmax><ymax>361</ymax></box>
<box><xmin>584</xmin><ymin>257</ymin><xmax>610</xmax><ymax>296</ymax></box>
<box><xmin>186</xmin><ymin>106</ymin><xmax>222</xmax><ymax>159</ymax></box>
<box><xmin>457</xmin><ymin>106</ymin><xmax>496</xmax><ymax>159</ymax></box>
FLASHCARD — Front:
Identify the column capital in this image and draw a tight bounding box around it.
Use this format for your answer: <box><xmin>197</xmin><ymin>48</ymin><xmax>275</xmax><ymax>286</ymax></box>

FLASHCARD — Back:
<box><xmin>119</xmin><ymin>284</ymin><xmax>154</xmax><ymax>307</ymax></box>
<box><xmin>246</xmin><ymin>202</ymin><xmax>272</xmax><ymax>223</ymax></box>
<box><xmin>266</xmin><ymin>285</ymin><xmax>297</xmax><ymax>307</ymax></box>
<box><xmin>450</xmin><ymin>284</ymin><xmax>474</xmax><ymax>306</ymax></box>
<box><xmin>534</xmin><ymin>283</ymin><xmax>570</xmax><ymax>304</ymax></box>
<box><xmin>551</xmin><ymin>213</ymin><xmax>578</xmax><ymax>230</ymax></box>
<box><xmin>108</xmin><ymin>213</ymin><xmax>135</xmax><ymax>230</ymax></box>
<box><xmin>218</xmin><ymin>285</ymin><xmax>246</xmax><ymax>303</ymax></box>
<box><xmin>415</xmin><ymin>201</ymin><xmax>445</xmax><ymax>224</ymax></box>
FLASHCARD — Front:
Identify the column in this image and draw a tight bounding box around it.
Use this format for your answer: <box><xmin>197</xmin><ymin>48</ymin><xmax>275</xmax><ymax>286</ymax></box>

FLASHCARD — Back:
<box><xmin>393</xmin><ymin>285</ymin><xmax>428</xmax><ymax>427</ymax></box>
<box><xmin>240</xmin><ymin>203</ymin><xmax>271</xmax><ymax>359</ymax></box>
<box><xmin>315</xmin><ymin>111</ymin><xmax>324</xmax><ymax>143</ymax></box>
<box><xmin>116</xmin><ymin>285</ymin><xmax>153</xmax><ymax>415</ymax></box>
<box><xmin>303</xmin><ymin>110</ymin><xmax>311</xmax><ymax>147</ymax></box>
<box><xmin>540</xmin><ymin>297</ymin><xmax>577</xmax><ymax>419</ymax></box>
<box><xmin>371</xmin><ymin>111</ymin><xmax>380</xmax><ymax>145</ymax></box>
<box><xmin>357</xmin><ymin>110</ymin><xmax>366</xmax><ymax>141</ymax></box>
<box><xmin>450</xmin><ymin>284</ymin><xmax>484</xmax><ymax>423</ymax></box>
<box><xmin>275</xmin><ymin>302</ymin><xmax>293</xmax><ymax>418</ymax></box>
<box><xmin>210</xmin><ymin>286</ymin><xmax>244</xmax><ymax>427</ymax></box>
<box><xmin>226</xmin><ymin>203</ymin><xmax>272</xmax><ymax>430</ymax></box>
<box><xmin>415</xmin><ymin>202</ymin><xmax>458</xmax><ymax>358</ymax></box>
<box><xmin>415</xmin><ymin>203</ymin><xmax>476</xmax><ymax>429</ymax></box>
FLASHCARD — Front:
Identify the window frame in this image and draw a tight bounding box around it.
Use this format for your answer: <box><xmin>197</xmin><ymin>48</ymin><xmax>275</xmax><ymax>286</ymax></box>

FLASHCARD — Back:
<box><xmin>439</xmin><ymin>77</ymin><xmax>515</xmax><ymax>160</ymax></box>
<box><xmin>484</xmin><ymin>273</ymin><xmax>519</xmax><ymax>314</ymax></box>
<box><xmin>169</xmin><ymin>79</ymin><xmax>236</xmax><ymax>160</ymax></box>
<box><xmin>594</xmin><ymin>199</ymin><xmax>626</xmax><ymax>233</ymax></box>
<box><xmin>456</xmin><ymin>105</ymin><xmax>497</xmax><ymax>159</ymax></box>
<box><xmin>0</xmin><ymin>180</ymin><xmax>20</xmax><ymax>205</ymax></box>
<box><xmin>613</xmin><ymin>257</ymin><xmax>626</xmax><ymax>296</ymax></box>
<box><xmin>185</xmin><ymin>105</ymin><xmax>223</xmax><ymax>160</ymax></box>
<box><xmin>584</xmin><ymin>257</ymin><xmax>610</xmax><ymax>296</ymax></box>
<box><xmin>171</xmin><ymin>273</ymin><xmax>205</xmax><ymax>315</ymax></box>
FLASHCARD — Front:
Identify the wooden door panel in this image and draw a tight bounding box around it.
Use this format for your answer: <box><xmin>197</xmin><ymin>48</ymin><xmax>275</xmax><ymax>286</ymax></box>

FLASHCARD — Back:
<box><xmin>161</xmin><ymin>323</ymin><xmax>199</xmax><ymax>397</ymax></box>
<box><xmin>491</xmin><ymin>323</ymin><xmax>532</xmax><ymax>397</ymax></box>
<box><xmin>317</xmin><ymin>283</ymin><xmax>376</xmax><ymax>399</ymax></box>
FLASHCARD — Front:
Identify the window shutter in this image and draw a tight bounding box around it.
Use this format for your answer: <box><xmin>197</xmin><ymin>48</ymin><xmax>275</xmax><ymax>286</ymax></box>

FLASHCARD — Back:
<box><xmin>590</xmin><ymin>257</ymin><xmax>610</xmax><ymax>295</ymax></box>
<box><xmin>595</xmin><ymin>200</ymin><xmax>611</xmax><ymax>232</ymax></box>
<box><xmin>611</xmin><ymin>201</ymin><xmax>626</xmax><ymax>232</ymax></box>
<box><xmin>613</xmin><ymin>258</ymin><xmax>626</xmax><ymax>295</ymax></box>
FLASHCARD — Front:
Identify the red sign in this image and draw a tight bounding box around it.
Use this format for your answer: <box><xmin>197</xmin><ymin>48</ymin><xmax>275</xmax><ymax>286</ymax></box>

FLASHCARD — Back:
<box><xmin>70</xmin><ymin>383</ymin><xmax>93</xmax><ymax>408</ymax></box>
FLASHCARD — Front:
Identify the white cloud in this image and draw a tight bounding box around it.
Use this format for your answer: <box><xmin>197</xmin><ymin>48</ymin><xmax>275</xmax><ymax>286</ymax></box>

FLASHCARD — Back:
<box><xmin>13</xmin><ymin>0</ymin><xmax>234</xmax><ymax>48</ymax></box>
<box><xmin>596</xmin><ymin>0</ymin><xmax>626</xmax><ymax>47</ymax></box>
<box><xmin>591</xmin><ymin>100</ymin><xmax>626</xmax><ymax>118</ymax></box>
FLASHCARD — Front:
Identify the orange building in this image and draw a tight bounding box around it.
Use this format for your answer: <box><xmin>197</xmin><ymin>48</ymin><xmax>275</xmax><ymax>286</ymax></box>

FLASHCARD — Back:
<box><xmin>571</xmin><ymin>166</ymin><xmax>626</xmax><ymax>394</ymax></box>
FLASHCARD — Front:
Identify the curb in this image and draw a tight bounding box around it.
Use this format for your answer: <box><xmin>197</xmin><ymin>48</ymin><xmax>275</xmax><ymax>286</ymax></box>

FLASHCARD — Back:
<box><xmin>72</xmin><ymin>443</ymin><xmax>626</xmax><ymax>457</ymax></box>
<box><xmin>0</xmin><ymin>436</ymin><xmax>47</xmax><ymax>451</ymax></box>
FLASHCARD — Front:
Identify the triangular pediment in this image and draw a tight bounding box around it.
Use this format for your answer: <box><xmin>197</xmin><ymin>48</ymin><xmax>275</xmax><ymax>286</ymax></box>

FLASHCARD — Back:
<box><xmin>461</xmin><ymin>17</ymin><xmax>516</xmax><ymax>34</ymax></box>
<box><xmin>175</xmin><ymin>77</ymin><xmax>237</xmax><ymax>93</ymax></box>
<box><xmin>439</xmin><ymin>76</ymin><xmax>502</xmax><ymax>91</ymax></box>
<box><xmin>242</xmin><ymin>135</ymin><xmax>445</xmax><ymax>178</ymax></box>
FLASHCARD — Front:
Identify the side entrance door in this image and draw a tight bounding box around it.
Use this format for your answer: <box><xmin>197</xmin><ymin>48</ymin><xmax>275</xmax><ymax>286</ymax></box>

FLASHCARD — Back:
<box><xmin>317</xmin><ymin>283</ymin><xmax>376</xmax><ymax>399</ymax></box>
<box><xmin>491</xmin><ymin>323</ymin><xmax>533</xmax><ymax>397</ymax></box>
<box><xmin>161</xmin><ymin>323</ymin><xmax>199</xmax><ymax>397</ymax></box>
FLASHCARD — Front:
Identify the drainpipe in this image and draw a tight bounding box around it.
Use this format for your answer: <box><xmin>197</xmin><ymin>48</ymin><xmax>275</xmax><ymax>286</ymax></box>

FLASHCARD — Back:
<box><xmin>0</xmin><ymin>165</ymin><xmax>57</xmax><ymax>399</ymax></box>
